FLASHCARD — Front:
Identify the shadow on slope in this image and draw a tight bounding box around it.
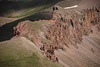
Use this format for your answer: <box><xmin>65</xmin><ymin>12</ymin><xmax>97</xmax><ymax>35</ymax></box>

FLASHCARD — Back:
<box><xmin>0</xmin><ymin>0</ymin><xmax>62</xmax><ymax>16</ymax></box>
<box><xmin>0</xmin><ymin>10</ymin><xmax>52</xmax><ymax>42</ymax></box>
<box><xmin>0</xmin><ymin>0</ymin><xmax>63</xmax><ymax>41</ymax></box>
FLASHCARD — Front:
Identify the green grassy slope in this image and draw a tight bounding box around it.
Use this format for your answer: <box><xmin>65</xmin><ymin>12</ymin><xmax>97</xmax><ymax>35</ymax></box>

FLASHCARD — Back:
<box><xmin>0</xmin><ymin>0</ymin><xmax>62</xmax><ymax>17</ymax></box>
<box><xmin>0</xmin><ymin>37</ymin><xmax>63</xmax><ymax>67</ymax></box>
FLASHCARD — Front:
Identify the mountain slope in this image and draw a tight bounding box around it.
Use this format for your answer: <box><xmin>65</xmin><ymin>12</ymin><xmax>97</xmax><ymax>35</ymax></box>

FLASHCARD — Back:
<box><xmin>78</xmin><ymin>0</ymin><xmax>100</xmax><ymax>10</ymax></box>
<box><xmin>0</xmin><ymin>37</ymin><xmax>63</xmax><ymax>67</ymax></box>
<box><xmin>11</xmin><ymin>6</ymin><xmax>100</xmax><ymax>67</ymax></box>
<box><xmin>55</xmin><ymin>25</ymin><xmax>100</xmax><ymax>67</ymax></box>
<box><xmin>0</xmin><ymin>0</ymin><xmax>62</xmax><ymax>17</ymax></box>
<box><xmin>0</xmin><ymin>0</ymin><xmax>100</xmax><ymax>67</ymax></box>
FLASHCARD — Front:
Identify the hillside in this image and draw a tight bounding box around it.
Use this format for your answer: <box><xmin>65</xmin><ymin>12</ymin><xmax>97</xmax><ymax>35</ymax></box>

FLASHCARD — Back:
<box><xmin>0</xmin><ymin>0</ymin><xmax>100</xmax><ymax>67</ymax></box>
<box><xmin>11</xmin><ymin>6</ymin><xmax>100</xmax><ymax>67</ymax></box>
<box><xmin>78</xmin><ymin>0</ymin><xmax>100</xmax><ymax>10</ymax></box>
<box><xmin>56</xmin><ymin>0</ymin><xmax>100</xmax><ymax>11</ymax></box>
<box><xmin>0</xmin><ymin>0</ymin><xmax>62</xmax><ymax>17</ymax></box>
<box><xmin>56</xmin><ymin>0</ymin><xmax>82</xmax><ymax>7</ymax></box>
<box><xmin>0</xmin><ymin>37</ymin><xmax>63</xmax><ymax>67</ymax></box>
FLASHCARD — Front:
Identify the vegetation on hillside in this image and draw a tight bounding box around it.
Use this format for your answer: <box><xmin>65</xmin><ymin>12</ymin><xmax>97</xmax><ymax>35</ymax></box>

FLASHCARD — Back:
<box><xmin>0</xmin><ymin>37</ymin><xmax>63</xmax><ymax>67</ymax></box>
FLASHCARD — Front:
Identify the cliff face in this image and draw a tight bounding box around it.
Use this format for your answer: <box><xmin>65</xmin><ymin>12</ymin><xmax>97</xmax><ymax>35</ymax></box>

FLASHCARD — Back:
<box><xmin>45</xmin><ymin>7</ymin><xmax>99</xmax><ymax>49</ymax></box>
<box><xmin>13</xmin><ymin>7</ymin><xmax>100</xmax><ymax>66</ymax></box>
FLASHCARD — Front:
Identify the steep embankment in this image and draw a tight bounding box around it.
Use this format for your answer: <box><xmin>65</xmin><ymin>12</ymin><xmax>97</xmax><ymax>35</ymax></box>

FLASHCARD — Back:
<box><xmin>55</xmin><ymin>24</ymin><xmax>100</xmax><ymax>67</ymax></box>
<box><xmin>13</xmin><ymin>5</ymin><xmax>100</xmax><ymax>67</ymax></box>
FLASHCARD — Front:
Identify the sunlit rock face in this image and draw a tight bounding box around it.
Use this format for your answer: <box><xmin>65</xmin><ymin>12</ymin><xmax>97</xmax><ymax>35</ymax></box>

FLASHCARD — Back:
<box><xmin>46</xmin><ymin>7</ymin><xmax>99</xmax><ymax>49</ymax></box>
<box><xmin>13</xmin><ymin>7</ymin><xmax>100</xmax><ymax>67</ymax></box>
<box><xmin>49</xmin><ymin>7</ymin><xmax>100</xmax><ymax>67</ymax></box>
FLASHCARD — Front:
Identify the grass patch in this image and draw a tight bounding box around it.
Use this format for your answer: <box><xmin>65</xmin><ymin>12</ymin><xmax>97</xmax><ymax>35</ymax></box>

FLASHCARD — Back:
<box><xmin>41</xmin><ymin>57</ymin><xmax>63</xmax><ymax>67</ymax></box>
<box><xmin>0</xmin><ymin>53</ymin><xmax>41</xmax><ymax>67</ymax></box>
<box><xmin>26</xmin><ymin>21</ymin><xmax>48</xmax><ymax>34</ymax></box>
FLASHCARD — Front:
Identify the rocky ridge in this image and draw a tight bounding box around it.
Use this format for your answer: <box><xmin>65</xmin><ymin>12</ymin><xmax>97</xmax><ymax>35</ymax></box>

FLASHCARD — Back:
<box><xmin>13</xmin><ymin>7</ymin><xmax>100</xmax><ymax>62</ymax></box>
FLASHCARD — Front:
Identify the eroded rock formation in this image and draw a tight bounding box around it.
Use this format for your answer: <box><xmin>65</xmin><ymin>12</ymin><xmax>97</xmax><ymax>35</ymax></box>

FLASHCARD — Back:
<box><xmin>45</xmin><ymin>7</ymin><xmax>100</xmax><ymax>49</ymax></box>
<box><xmin>13</xmin><ymin>7</ymin><xmax>100</xmax><ymax>62</ymax></box>
<box><xmin>13</xmin><ymin>22</ymin><xmax>29</xmax><ymax>37</ymax></box>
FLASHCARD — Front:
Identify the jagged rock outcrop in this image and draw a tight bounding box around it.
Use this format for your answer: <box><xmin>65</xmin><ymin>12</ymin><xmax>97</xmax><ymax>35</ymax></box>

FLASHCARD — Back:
<box><xmin>44</xmin><ymin>7</ymin><xmax>99</xmax><ymax>49</ymax></box>
<box><xmin>13</xmin><ymin>22</ymin><xmax>29</xmax><ymax>37</ymax></box>
<box><xmin>13</xmin><ymin>7</ymin><xmax>100</xmax><ymax>63</ymax></box>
